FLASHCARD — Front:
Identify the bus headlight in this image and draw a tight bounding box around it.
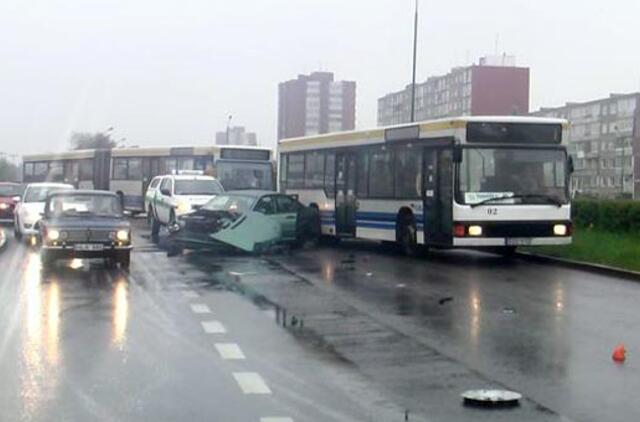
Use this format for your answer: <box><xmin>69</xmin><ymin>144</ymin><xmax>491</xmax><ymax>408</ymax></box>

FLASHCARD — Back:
<box><xmin>553</xmin><ymin>224</ymin><xmax>567</xmax><ymax>236</ymax></box>
<box><xmin>0</xmin><ymin>203</ymin><xmax>8</xmax><ymax>210</ymax></box>
<box><xmin>468</xmin><ymin>225</ymin><xmax>483</xmax><ymax>236</ymax></box>
<box><xmin>47</xmin><ymin>229</ymin><xmax>60</xmax><ymax>241</ymax></box>
<box><xmin>116</xmin><ymin>230</ymin><xmax>130</xmax><ymax>241</ymax></box>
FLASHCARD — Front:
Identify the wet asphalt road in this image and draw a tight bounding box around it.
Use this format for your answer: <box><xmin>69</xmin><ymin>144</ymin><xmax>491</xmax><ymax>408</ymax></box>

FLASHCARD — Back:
<box><xmin>0</xmin><ymin>222</ymin><xmax>405</xmax><ymax>422</ymax></box>
<box><xmin>2</xmin><ymin>220</ymin><xmax>640</xmax><ymax>422</ymax></box>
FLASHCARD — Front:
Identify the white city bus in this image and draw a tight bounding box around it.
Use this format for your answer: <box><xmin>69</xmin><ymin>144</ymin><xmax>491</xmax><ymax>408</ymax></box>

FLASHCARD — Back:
<box><xmin>278</xmin><ymin>116</ymin><xmax>573</xmax><ymax>255</ymax></box>
<box><xmin>23</xmin><ymin>145</ymin><xmax>274</xmax><ymax>213</ymax></box>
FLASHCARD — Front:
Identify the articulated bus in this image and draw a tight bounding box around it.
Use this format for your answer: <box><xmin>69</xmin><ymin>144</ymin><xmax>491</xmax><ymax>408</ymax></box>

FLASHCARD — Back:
<box><xmin>278</xmin><ymin>116</ymin><xmax>573</xmax><ymax>255</ymax></box>
<box><xmin>23</xmin><ymin>145</ymin><xmax>274</xmax><ymax>213</ymax></box>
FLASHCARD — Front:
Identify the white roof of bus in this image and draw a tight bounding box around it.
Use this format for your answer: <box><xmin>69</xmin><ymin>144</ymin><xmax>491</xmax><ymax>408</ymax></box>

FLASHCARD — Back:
<box><xmin>23</xmin><ymin>144</ymin><xmax>273</xmax><ymax>161</ymax></box>
<box><xmin>279</xmin><ymin>115</ymin><xmax>568</xmax><ymax>146</ymax></box>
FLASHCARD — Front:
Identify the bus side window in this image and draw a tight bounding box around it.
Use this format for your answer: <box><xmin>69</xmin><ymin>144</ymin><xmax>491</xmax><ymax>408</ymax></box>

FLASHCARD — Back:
<box><xmin>356</xmin><ymin>150</ymin><xmax>369</xmax><ymax>197</ymax></box>
<box><xmin>280</xmin><ymin>154</ymin><xmax>288</xmax><ymax>189</ymax></box>
<box><xmin>324</xmin><ymin>153</ymin><xmax>335</xmax><ymax>196</ymax></box>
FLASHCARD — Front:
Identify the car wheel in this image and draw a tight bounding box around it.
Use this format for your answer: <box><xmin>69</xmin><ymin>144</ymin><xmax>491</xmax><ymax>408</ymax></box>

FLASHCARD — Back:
<box><xmin>118</xmin><ymin>252</ymin><xmax>131</xmax><ymax>270</ymax></box>
<box><xmin>498</xmin><ymin>246</ymin><xmax>517</xmax><ymax>258</ymax></box>
<box><xmin>14</xmin><ymin>217</ymin><xmax>22</xmax><ymax>240</ymax></box>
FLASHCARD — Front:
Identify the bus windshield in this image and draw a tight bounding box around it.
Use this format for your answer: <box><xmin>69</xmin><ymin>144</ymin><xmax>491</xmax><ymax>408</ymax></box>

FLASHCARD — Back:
<box><xmin>458</xmin><ymin>147</ymin><xmax>568</xmax><ymax>205</ymax></box>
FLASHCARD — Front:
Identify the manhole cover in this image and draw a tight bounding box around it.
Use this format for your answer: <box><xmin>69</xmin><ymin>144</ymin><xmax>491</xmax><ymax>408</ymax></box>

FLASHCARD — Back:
<box><xmin>461</xmin><ymin>389</ymin><xmax>522</xmax><ymax>407</ymax></box>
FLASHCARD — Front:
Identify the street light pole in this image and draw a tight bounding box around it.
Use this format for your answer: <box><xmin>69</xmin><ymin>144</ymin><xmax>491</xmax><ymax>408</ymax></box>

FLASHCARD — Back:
<box><xmin>226</xmin><ymin>114</ymin><xmax>233</xmax><ymax>145</ymax></box>
<box><xmin>409</xmin><ymin>0</ymin><xmax>419</xmax><ymax>123</ymax></box>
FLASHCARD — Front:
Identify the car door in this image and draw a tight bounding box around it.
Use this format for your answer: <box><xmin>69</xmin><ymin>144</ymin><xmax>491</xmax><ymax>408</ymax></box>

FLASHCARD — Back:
<box><xmin>157</xmin><ymin>178</ymin><xmax>173</xmax><ymax>223</ymax></box>
<box><xmin>253</xmin><ymin>195</ymin><xmax>283</xmax><ymax>232</ymax></box>
<box><xmin>274</xmin><ymin>195</ymin><xmax>300</xmax><ymax>240</ymax></box>
<box><xmin>145</xmin><ymin>177</ymin><xmax>160</xmax><ymax>212</ymax></box>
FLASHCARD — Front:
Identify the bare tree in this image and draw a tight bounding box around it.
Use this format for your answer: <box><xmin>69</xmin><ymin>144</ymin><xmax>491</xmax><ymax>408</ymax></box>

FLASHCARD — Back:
<box><xmin>70</xmin><ymin>132</ymin><xmax>117</xmax><ymax>150</ymax></box>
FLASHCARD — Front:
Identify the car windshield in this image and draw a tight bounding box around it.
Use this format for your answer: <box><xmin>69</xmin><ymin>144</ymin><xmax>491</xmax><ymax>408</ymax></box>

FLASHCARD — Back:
<box><xmin>174</xmin><ymin>179</ymin><xmax>223</xmax><ymax>195</ymax></box>
<box><xmin>202</xmin><ymin>194</ymin><xmax>255</xmax><ymax>213</ymax></box>
<box><xmin>24</xmin><ymin>186</ymin><xmax>72</xmax><ymax>203</ymax></box>
<box><xmin>458</xmin><ymin>148</ymin><xmax>568</xmax><ymax>205</ymax></box>
<box><xmin>46</xmin><ymin>194</ymin><xmax>122</xmax><ymax>217</ymax></box>
<box><xmin>0</xmin><ymin>184</ymin><xmax>21</xmax><ymax>197</ymax></box>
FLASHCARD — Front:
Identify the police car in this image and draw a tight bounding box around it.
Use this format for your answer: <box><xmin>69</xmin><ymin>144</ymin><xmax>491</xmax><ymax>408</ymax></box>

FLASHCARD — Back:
<box><xmin>146</xmin><ymin>171</ymin><xmax>224</xmax><ymax>241</ymax></box>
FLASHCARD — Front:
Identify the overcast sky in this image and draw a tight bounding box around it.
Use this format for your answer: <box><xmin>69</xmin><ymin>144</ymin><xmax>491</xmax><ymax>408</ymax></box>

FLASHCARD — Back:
<box><xmin>1</xmin><ymin>0</ymin><xmax>639</xmax><ymax>156</ymax></box>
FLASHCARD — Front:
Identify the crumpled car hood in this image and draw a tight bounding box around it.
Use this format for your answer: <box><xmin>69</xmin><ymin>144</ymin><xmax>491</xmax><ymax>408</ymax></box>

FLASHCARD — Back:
<box><xmin>175</xmin><ymin>209</ymin><xmax>282</xmax><ymax>253</ymax></box>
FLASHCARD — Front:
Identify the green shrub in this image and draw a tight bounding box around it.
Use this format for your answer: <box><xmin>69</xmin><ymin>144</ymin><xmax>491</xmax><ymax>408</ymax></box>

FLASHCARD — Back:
<box><xmin>572</xmin><ymin>199</ymin><xmax>640</xmax><ymax>234</ymax></box>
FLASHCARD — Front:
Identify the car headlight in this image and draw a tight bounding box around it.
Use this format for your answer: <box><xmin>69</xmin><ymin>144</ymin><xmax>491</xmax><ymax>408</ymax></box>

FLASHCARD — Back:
<box><xmin>116</xmin><ymin>230</ymin><xmax>130</xmax><ymax>241</ymax></box>
<box><xmin>0</xmin><ymin>203</ymin><xmax>8</xmax><ymax>210</ymax></box>
<box><xmin>176</xmin><ymin>201</ymin><xmax>191</xmax><ymax>214</ymax></box>
<box><xmin>47</xmin><ymin>229</ymin><xmax>60</xmax><ymax>241</ymax></box>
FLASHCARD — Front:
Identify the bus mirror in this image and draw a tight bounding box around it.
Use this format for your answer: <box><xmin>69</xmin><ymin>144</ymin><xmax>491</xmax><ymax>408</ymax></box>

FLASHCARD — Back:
<box><xmin>161</xmin><ymin>188</ymin><xmax>172</xmax><ymax>196</ymax></box>
<box><xmin>568</xmin><ymin>156</ymin><xmax>575</xmax><ymax>174</ymax></box>
<box><xmin>453</xmin><ymin>145</ymin><xmax>463</xmax><ymax>163</ymax></box>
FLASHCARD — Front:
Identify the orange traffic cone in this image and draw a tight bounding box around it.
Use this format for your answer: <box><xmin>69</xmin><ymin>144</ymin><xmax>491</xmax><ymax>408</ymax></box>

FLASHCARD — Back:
<box><xmin>612</xmin><ymin>344</ymin><xmax>626</xmax><ymax>362</ymax></box>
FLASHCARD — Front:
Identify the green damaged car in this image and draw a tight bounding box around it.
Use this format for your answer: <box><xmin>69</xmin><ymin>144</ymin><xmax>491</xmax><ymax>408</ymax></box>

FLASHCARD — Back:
<box><xmin>168</xmin><ymin>190</ymin><xmax>320</xmax><ymax>253</ymax></box>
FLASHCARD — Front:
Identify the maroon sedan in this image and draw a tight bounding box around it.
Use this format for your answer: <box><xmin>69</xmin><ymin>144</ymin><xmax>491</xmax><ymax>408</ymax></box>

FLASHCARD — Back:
<box><xmin>0</xmin><ymin>182</ymin><xmax>23</xmax><ymax>224</ymax></box>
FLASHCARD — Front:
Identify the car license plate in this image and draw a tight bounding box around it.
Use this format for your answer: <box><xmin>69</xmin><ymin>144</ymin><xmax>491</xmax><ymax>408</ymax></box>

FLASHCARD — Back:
<box><xmin>506</xmin><ymin>238</ymin><xmax>532</xmax><ymax>246</ymax></box>
<box><xmin>74</xmin><ymin>243</ymin><xmax>104</xmax><ymax>251</ymax></box>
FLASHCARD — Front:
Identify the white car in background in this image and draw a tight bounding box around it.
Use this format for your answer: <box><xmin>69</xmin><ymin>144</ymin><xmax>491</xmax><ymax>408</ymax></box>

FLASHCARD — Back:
<box><xmin>146</xmin><ymin>172</ymin><xmax>224</xmax><ymax>240</ymax></box>
<box><xmin>14</xmin><ymin>183</ymin><xmax>75</xmax><ymax>241</ymax></box>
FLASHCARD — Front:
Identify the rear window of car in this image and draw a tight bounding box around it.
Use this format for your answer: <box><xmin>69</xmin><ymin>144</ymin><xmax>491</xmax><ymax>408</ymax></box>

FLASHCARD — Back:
<box><xmin>24</xmin><ymin>186</ymin><xmax>72</xmax><ymax>203</ymax></box>
<box><xmin>174</xmin><ymin>179</ymin><xmax>223</xmax><ymax>196</ymax></box>
<box><xmin>0</xmin><ymin>184</ymin><xmax>21</xmax><ymax>197</ymax></box>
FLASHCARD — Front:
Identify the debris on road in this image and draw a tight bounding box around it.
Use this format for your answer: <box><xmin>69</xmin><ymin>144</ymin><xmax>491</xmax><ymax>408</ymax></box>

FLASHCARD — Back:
<box><xmin>461</xmin><ymin>389</ymin><xmax>522</xmax><ymax>407</ymax></box>
<box><xmin>438</xmin><ymin>296</ymin><xmax>454</xmax><ymax>305</ymax></box>
<box><xmin>366</xmin><ymin>272</ymin><xmax>373</xmax><ymax>277</ymax></box>
<box><xmin>502</xmin><ymin>307</ymin><xmax>516</xmax><ymax>314</ymax></box>
<box><xmin>612</xmin><ymin>344</ymin><xmax>626</xmax><ymax>362</ymax></box>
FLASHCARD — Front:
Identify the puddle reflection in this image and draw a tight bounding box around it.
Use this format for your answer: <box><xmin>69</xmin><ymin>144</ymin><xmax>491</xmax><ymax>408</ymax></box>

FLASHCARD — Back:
<box><xmin>19</xmin><ymin>252</ymin><xmax>132</xmax><ymax>416</ymax></box>
<box><xmin>112</xmin><ymin>279</ymin><xmax>129</xmax><ymax>347</ymax></box>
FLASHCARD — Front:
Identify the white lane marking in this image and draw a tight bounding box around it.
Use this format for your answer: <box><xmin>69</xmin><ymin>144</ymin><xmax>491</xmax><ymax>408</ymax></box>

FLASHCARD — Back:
<box><xmin>182</xmin><ymin>290</ymin><xmax>199</xmax><ymax>299</ymax></box>
<box><xmin>233</xmin><ymin>372</ymin><xmax>272</xmax><ymax>394</ymax></box>
<box><xmin>190</xmin><ymin>304</ymin><xmax>211</xmax><ymax>314</ymax></box>
<box><xmin>261</xmin><ymin>418</ymin><xmax>294</xmax><ymax>422</ymax></box>
<box><xmin>201</xmin><ymin>321</ymin><xmax>227</xmax><ymax>334</ymax></box>
<box><xmin>214</xmin><ymin>343</ymin><xmax>246</xmax><ymax>360</ymax></box>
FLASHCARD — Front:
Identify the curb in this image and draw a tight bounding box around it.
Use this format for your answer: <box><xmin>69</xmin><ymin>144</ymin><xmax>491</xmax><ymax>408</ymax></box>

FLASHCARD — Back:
<box><xmin>516</xmin><ymin>251</ymin><xmax>640</xmax><ymax>282</ymax></box>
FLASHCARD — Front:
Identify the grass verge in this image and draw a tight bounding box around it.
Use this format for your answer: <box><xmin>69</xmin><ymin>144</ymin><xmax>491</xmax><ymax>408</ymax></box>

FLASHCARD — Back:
<box><xmin>523</xmin><ymin>228</ymin><xmax>640</xmax><ymax>273</ymax></box>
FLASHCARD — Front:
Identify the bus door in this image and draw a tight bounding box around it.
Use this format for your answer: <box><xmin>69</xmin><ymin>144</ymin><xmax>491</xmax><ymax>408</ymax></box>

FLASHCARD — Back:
<box><xmin>142</xmin><ymin>158</ymin><xmax>161</xmax><ymax>196</ymax></box>
<box><xmin>94</xmin><ymin>149</ymin><xmax>112</xmax><ymax>190</ymax></box>
<box><xmin>423</xmin><ymin>147</ymin><xmax>453</xmax><ymax>246</ymax></box>
<box><xmin>335</xmin><ymin>152</ymin><xmax>357</xmax><ymax>236</ymax></box>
